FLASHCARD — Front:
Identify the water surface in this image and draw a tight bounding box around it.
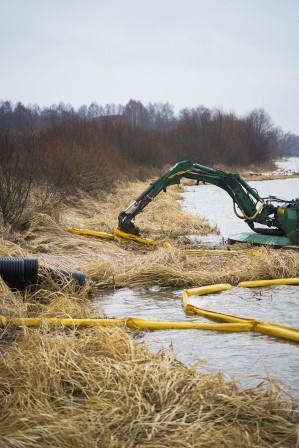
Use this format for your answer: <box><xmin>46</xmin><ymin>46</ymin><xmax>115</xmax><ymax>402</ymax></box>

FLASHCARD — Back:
<box><xmin>95</xmin><ymin>285</ymin><xmax>299</xmax><ymax>395</ymax></box>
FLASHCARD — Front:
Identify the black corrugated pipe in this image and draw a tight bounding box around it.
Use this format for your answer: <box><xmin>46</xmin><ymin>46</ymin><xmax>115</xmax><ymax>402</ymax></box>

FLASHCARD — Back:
<box><xmin>0</xmin><ymin>257</ymin><xmax>86</xmax><ymax>290</ymax></box>
<box><xmin>0</xmin><ymin>257</ymin><xmax>38</xmax><ymax>290</ymax></box>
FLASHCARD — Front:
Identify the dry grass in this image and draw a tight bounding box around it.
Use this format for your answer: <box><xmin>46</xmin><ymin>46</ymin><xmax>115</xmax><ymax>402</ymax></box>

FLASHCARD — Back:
<box><xmin>21</xmin><ymin>213</ymin><xmax>126</xmax><ymax>271</ymax></box>
<box><xmin>0</xmin><ymin>274</ymin><xmax>96</xmax><ymax>321</ymax></box>
<box><xmin>86</xmin><ymin>246</ymin><xmax>299</xmax><ymax>289</ymax></box>
<box><xmin>0</xmin><ymin>236</ymin><xmax>26</xmax><ymax>257</ymax></box>
<box><xmin>0</xmin><ymin>328</ymin><xmax>298</xmax><ymax>448</ymax></box>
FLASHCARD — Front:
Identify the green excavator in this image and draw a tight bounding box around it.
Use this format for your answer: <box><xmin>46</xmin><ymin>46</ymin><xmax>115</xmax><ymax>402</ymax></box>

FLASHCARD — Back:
<box><xmin>118</xmin><ymin>161</ymin><xmax>299</xmax><ymax>247</ymax></box>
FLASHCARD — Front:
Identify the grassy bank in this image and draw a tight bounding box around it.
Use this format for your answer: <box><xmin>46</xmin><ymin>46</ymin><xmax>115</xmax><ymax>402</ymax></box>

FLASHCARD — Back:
<box><xmin>1</xmin><ymin>178</ymin><xmax>299</xmax><ymax>447</ymax></box>
<box><xmin>86</xmin><ymin>246</ymin><xmax>299</xmax><ymax>289</ymax></box>
<box><xmin>1</xmin><ymin>326</ymin><xmax>298</xmax><ymax>448</ymax></box>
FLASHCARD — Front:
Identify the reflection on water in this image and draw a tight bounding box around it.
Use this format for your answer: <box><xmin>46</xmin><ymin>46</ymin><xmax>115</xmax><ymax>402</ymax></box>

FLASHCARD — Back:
<box><xmin>95</xmin><ymin>285</ymin><xmax>299</xmax><ymax>396</ymax></box>
<box><xmin>94</xmin><ymin>168</ymin><xmax>299</xmax><ymax>396</ymax></box>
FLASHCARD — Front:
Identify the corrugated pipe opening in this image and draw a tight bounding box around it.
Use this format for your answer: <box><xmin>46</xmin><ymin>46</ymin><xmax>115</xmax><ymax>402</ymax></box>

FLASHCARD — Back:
<box><xmin>0</xmin><ymin>257</ymin><xmax>86</xmax><ymax>290</ymax></box>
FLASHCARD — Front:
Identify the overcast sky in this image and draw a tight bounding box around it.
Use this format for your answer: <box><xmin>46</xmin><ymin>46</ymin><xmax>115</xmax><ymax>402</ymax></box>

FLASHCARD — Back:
<box><xmin>1</xmin><ymin>0</ymin><xmax>298</xmax><ymax>133</ymax></box>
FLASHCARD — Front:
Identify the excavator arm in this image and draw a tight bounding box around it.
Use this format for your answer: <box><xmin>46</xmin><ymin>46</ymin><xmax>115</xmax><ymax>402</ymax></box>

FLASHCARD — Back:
<box><xmin>118</xmin><ymin>161</ymin><xmax>299</xmax><ymax>245</ymax></box>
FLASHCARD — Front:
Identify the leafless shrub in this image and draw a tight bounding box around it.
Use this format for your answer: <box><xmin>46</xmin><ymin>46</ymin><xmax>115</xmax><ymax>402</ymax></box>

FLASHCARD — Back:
<box><xmin>0</xmin><ymin>131</ymin><xmax>38</xmax><ymax>226</ymax></box>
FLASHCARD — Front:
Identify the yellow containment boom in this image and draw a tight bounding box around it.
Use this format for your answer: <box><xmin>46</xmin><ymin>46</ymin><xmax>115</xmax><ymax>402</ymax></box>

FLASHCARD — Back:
<box><xmin>0</xmin><ymin>315</ymin><xmax>251</xmax><ymax>332</ymax></box>
<box><xmin>1</xmin><ymin>279</ymin><xmax>298</xmax><ymax>343</ymax></box>
<box><xmin>67</xmin><ymin>226</ymin><xmax>170</xmax><ymax>247</ymax></box>
<box><xmin>67</xmin><ymin>226</ymin><xmax>262</xmax><ymax>255</ymax></box>
<box><xmin>67</xmin><ymin>227</ymin><xmax>114</xmax><ymax>240</ymax></box>
<box><xmin>183</xmin><ymin>284</ymin><xmax>299</xmax><ymax>343</ymax></box>
<box><xmin>238</xmin><ymin>278</ymin><xmax>299</xmax><ymax>288</ymax></box>
<box><xmin>113</xmin><ymin>227</ymin><xmax>170</xmax><ymax>247</ymax></box>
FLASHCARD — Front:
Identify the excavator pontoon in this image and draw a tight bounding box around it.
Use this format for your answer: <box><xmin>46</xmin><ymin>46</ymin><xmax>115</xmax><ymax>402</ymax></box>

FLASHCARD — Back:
<box><xmin>118</xmin><ymin>161</ymin><xmax>299</xmax><ymax>247</ymax></box>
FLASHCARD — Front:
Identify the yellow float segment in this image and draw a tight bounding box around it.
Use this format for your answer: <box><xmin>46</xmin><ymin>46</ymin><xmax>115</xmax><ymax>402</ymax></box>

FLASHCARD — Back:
<box><xmin>0</xmin><ymin>314</ymin><xmax>250</xmax><ymax>332</ymax></box>
<box><xmin>67</xmin><ymin>227</ymin><xmax>114</xmax><ymax>240</ymax></box>
<box><xmin>183</xmin><ymin>284</ymin><xmax>232</xmax><ymax>315</ymax></box>
<box><xmin>182</xmin><ymin>290</ymin><xmax>190</xmax><ymax>310</ymax></box>
<box><xmin>67</xmin><ymin>226</ymin><xmax>171</xmax><ymax>247</ymax></box>
<box><xmin>125</xmin><ymin>317</ymin><xmax>251</xmax><ymax>331</ymax></box>
<box><xmin>184</xmin><ymin>304</ymin><xmax>251</xmax><ymax>324</ymax></box>
<box><xmin>0</xmin><ymin>315</ymin><xmax>125</xmax><ymax>327</ymax></box>
<box><xmin>184</xmin><ymin>284</ymin><xmax>232</xmax><ymax>297</ymax></box>
<box><xmin>254</xmin><ymin>322</ymin><xmax>299</xmax><ymax>343</ymax></box>
<box><xmin>238</xmin><ymin>278</ymin><xmax>299</xmax><ymax>288</ymax></box>
<box><xmin>114</xmin><ymin>227</ymin><xmax>159</xmax><ymax>246</ymax></box>
<box><xmin>114</xmin><ymin>227</ymin><xmax>170</xmax><ymax>247</ymax></box>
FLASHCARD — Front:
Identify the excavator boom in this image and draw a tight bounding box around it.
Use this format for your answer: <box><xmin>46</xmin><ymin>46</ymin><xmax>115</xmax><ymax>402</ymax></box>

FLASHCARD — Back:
<box><xmin>118</xmin><ymin>161</ymin><xmax>299</xmax><ymax>246</ymax></box>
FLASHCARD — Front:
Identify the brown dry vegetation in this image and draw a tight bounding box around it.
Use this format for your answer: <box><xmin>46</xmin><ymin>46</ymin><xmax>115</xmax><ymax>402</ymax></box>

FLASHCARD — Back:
<box><xmin>1</xmin><ymin>327</ymin><xmax>298</xmax><ymax>448</ymax></box>
<box><xmin>1</xmin><ymin>179</ymin><xmax>299</xmax><ymax>447</ymax></box>
<box><xmin>86</xmin><ymin>246</ymin><xmax>299</xmax><ymax>289</ymax></box>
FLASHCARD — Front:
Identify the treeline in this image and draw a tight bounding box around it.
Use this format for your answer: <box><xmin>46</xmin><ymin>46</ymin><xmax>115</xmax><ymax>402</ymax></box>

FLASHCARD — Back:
<box><xmin>0</xmin><ymin>99</ymin><xmax>285</xmax><ymax>173</ymax></box>
<box><xmin>1</xmin><ymin>99</ymin><xmax>294</xmax><ymax>225</ymax></box>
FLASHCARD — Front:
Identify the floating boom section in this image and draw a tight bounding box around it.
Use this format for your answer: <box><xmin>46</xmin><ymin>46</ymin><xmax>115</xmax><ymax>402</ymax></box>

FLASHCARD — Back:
<box><xmin>118</xmin><ymin>161</ymin><xmax>299</xmax><ymax>245</ymax></box>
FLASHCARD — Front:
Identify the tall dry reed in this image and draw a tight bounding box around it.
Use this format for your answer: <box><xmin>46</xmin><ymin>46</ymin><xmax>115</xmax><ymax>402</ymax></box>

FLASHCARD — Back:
<box><xmin>0</xmin><ymin>328</ymin><xmax>298</xmax><ymax>448</ymax></box>
<box><xmin>86</xmin><ymin>247</ymin><xmax>299</xmax><ymax>289</ymax></box>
